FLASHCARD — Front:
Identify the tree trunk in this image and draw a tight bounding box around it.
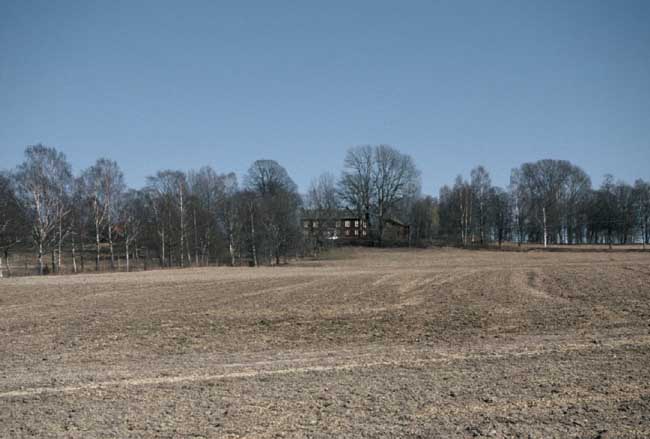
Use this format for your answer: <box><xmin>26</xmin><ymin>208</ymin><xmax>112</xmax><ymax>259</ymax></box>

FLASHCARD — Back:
<box><xmin>229</xmin><ymin>232</ymin><xmax>235</xmax><ymax>267</ymax></box>
<box><xmin>58</xmin><ymin>215</ymin><xmax>63</xmax><ymax>272</ymax></box>
<box><xmin>377</xmin><ymin>203</ymin><xmax>384</xmax><ymax>247</ymax></box>
<box><xmin>542</xmin><ymin>207</ymin><xmax>548</xmax><ymax>248</ymax></box>
<box><xmin>126</xmin><ymin>240</ymin><xmax>130</xmax><ymax>272</ymax></box>
<box><xmin>108</xmin><ymin>220</ymin><xmax>115</xmax><ymax>270</ymax></box>
<box><xmin>608</xmin><ymin>228</ymin><xmax>612</xmax><ymax>249</ymax></box>
<box><xmin>193</xmin><ymin>208</ymin><xmax>199</xmax><ymax>266</ymax></box>
<box><xmin>160</xmin><ymin>226</ymin><xmax>165</xmax><ymax>267</ymax></box>
<box><xmin>71</xmin><ymin>236</ymin><xmax>77</xmax><ymax>273</ymax></box>
<box><xmin>95</xmin><ymin>221</ymin><xmax>101</xmax><ymax>271</ymax></box>
<box><xmin>250</xmin><ymin>208</ymin><xmax>257</xmax><ymax>267</ymax></box>
<box><xmin>179</xmin><ymin>187</ymin><xmax>184</xmax><ymax>268</ymax></box>
<box><xmin>4</xmin><ymin>249</ymin><xmax>10</xmax><ymax>277</ymax></box>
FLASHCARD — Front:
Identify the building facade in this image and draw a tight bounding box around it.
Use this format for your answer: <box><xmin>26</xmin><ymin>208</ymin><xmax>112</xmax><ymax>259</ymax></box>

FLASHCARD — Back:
<box><xmin>302</xmin><ymin>216</ymin><xmax>369</xmax><ymax>242</ymax></box>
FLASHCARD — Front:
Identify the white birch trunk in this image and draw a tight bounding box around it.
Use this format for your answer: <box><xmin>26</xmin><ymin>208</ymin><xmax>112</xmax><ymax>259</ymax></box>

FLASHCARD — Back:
<box><xmin>250</xmin><ymin>208</ymin><xmax>257</xmax><ymax>267</ymax></box>
<box><xmin>228</xmin><ymin>233</ymin><xmax>235</xmax><ymax>267</ymax></box>
<box><xmin>38</xmin><ymin>241</ymin><xmax>44</xmax><ymax>275</ymax></box>
<box><xmin>108</xmin><ymin>219</ymin><xmax>114</xmax><ymax>270</ymax></box>
<box><xmin>542</xmin><ymin>207</ymin><xmax>548</xmax><ymax>248</ymax></box>
<box><xmin>179</xmin><ymin>186</ymin><xmax>184</xmax><ymax>267</ymax></box>
<box><xmin>72</xmin><ymin>239</ymin><xmax>77</xmax><ymax>273</ymax></box>
<box><xmin>58</xmin><ymin>215</ymin><xmax>63</xmax><ymax>272</ymax></box>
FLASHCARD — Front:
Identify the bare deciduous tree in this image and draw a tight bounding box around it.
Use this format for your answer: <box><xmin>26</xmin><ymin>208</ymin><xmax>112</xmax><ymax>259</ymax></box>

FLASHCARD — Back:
<box><xmin>119</xmin><ymin>190</ymin><xmax>146</xmax><ymax>272</ymax></box>
<box><xmin>217</xmin><ymin>173</ymin><xmax>241</xmax><ymax>266</ymax></box>
<box><xmin>305</xmin><ymin>172</ymin><xmax>339</xmax><ymax>252</ymax></box>
<box><xmin>82</xmin><ymin>159</ymin><xmax>125</xmax><ymax>270</ymax></box>
<box><xmin>471</xmin><ymin>166</ymin><xmax>491</xmax><ymax>244</ymax></box>
<box><xmin>0</xmin><ymin>173</ymin><xmax>28</xmax><ymax>277</ymax></box>
<box><xmin>408</xmin><ymin>195</ymin><xmax>438</xmax><ymax>247</ymax></box>
<box><xmin>245</xmin><ymin>160</ymin><xmax>301</xmax><ymax>265</ymax></box>
<box><xmin>14</xmin><ymin>145</ymin><xmax>72</xmax><ymax>274</ymax></box>
<box><xmin>339</xmin><ymin>145</ymin><xmax>420</xmax><ymax>245</ymax></box>
<box><xmin>146</xmin><ymin>170</ymin><xmax>188</xmax><ymax>267</ymax></box>
<box><xmin>339</xmin><ymin>146</ymin><xmax>374</xmax><ymax>226</ymax></box>
<box><xmin>634</xmin><ymin>179</ymin><xmax>650</xmax><ymax>248</ymax></box>
<box><xmin>372</xmin><ymin>145</ymin><xmax>420</xmax><ymax>245</ymax></box>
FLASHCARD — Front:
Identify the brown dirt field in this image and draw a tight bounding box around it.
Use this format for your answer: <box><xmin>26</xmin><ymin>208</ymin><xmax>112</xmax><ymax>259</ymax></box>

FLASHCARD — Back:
<box><xmin>1</xmin><ymin>248</ymin><xmax>650</xmax><ymax>438</ymax></box>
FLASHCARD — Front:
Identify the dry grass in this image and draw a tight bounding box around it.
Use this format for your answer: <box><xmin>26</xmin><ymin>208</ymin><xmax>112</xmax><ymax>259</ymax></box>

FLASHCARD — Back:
<box><xmin>1</xmin><ymin>248</ymin><xmax>650</xmax><ymax>437</ymax></box>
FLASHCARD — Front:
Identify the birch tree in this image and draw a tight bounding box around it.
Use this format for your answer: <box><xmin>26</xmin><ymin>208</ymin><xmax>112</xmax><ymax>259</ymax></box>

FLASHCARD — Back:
<box><xmin>146</xmin><ymin>170</ymin><xmax>188</xmax><ymax>267</ymax></box>
<box><xmin>14</xmin><ymin>145</ymin><xmax>72</xmax><ymax>274</ymax></box>
<box><xmin>82</xmin><ymin>159</ymin><xmax>125</xmax><ymax>271</ymax></box>
<box><xmin>634</xmin><ymin>179</ymin><xmax>650</xmax><ymax>248</ymax></box>
<box><xmin>245</xmin><ymin>160</ymin><xmax>301</xmax><ymax>265</ymax></box>
<box><xmin>217</xmin><ymin>173</ymin><xmax>241</xmax><ymax>266</ymax></box>
<box><xmin>470</xmin><ymin>166</ymin><xmax>491</xmax><ymax>244</ymax></box>
<box><xmin>0</xmin><ymin>174</ymin><xmax>27</xmax><ymax>277</ymax></box>
<box><xmin>119</xmin><ymin>190</ymin><xmax>146</xmax><ymax>272</ymax></box>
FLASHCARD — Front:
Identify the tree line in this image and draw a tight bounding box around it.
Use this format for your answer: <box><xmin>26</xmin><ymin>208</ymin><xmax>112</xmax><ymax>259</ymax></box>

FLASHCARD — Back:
<box><xmin>438</xmin><ymin>160</ymin><xmax>650</xmax><ymax>248</ymax></box>
<box><xmin>1</xmin><ymin>145</ymin><xmax>648</xmax><ymax>276</ymax></box>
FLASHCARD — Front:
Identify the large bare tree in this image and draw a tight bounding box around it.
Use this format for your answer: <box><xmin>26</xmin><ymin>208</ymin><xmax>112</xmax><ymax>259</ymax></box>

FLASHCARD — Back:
<box><xmin>511</xmin><ymin>160</ymin><xmax>591</xmax><ymax>246</ymax></box>
<box><xmin>408</xmin><ymin>195</ymin><xmax>438</xmax><ymax>247</ymax></box>
<box><xmin>216</xmin><ymin>172</ymin><xmax>241</xmax><ymax>266</ymax></box>
<box><xmin>634</xmin><ymin>179</ymin><xmax>650</xmax><ymax>248</ymax></box>
<box><xmin>14</xmin><ymin>145</ymin><xmax>72</xmax><ymax>274</ymax></box>
<box><xmin>187</xmin><ymin>166</ymin><xmax>225</xmax><ymax>266</ymax></box>
<box><xmin>82</xmin><ymin>159</ymin><xmax>125</xmax><ymax>270</ymax></box>
<box><xmin>118</xmin><ymin>189</ymin><xmax>146</xmax><ymax>272</ymax></box>
<box><xmin>470</xmin><ymin>166</ymin><xmax>491</xmax><ymax>244</ymax></box>
<box><xmin>146</xmin><ymin>170</ymin><xmax>188</xmax><ymax>267</ymax></box>
<box><xmin>338</xmin><ymin>146</ymin><xmax>374</xmax><ymax>226</ymax></box>
<box><xmin>0</xmin><ymin>173</ymin><xmax>28</xmax><ymax>277</ymax></box>
<box><xmin>245</xmin><ymin>160</ymin><xmax>301</xmax><ymax>265</ymax></box>
<box><xmin>339</xmin><ymin>145</ymin><xmax>420</xmax><ymax>245</ymax></box>
<box><xmin>305</xmin><ymin>172</ymin><xmax>339</xmax><ymax>252</ymax></box>
<box><xmin>372</xmin><ymin>145</ymin><xmax>420</xmax><ymax>245</ymax></box>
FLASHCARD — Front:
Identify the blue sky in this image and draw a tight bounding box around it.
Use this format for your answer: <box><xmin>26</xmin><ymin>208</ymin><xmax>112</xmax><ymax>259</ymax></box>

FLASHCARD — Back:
<box><xmin>1</xmin><ymin>0</ymin><xmax>649</xmax><ymax>195</ymax></box>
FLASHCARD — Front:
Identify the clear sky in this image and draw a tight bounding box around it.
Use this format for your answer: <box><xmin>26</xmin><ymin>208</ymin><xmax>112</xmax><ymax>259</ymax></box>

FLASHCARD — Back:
<box><xmin>1</xmin><ymin>0</ymin><xmax>649</xmax><ymax>195</ymax></box>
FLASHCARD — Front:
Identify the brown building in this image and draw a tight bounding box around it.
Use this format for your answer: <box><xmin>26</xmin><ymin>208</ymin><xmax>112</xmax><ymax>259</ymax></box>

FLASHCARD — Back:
<box><xmin>302</xmin><ymin>213</ymin><xmax>410</xmax><ymax>245</ymax></box>
<box><xmin>382</xmin><ymin>218</ymin><xmax>410</xmax><ymax>243</ymax></box>
<box><xmin>302</xmin><ymin>216</ymin><xmax>369</xmax><ymax>242</ymax></box>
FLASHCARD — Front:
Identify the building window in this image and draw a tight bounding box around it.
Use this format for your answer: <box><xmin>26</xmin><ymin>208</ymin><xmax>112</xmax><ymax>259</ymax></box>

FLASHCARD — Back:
<box><xmin>345</xmin><ymin>220</ymin><xmax>351</xmax><ymax>228</ymax></box>
<box><xmin>354</xmin><ymin>220</ymin><xmax>359</xmax><ymax>227</ymax></box>
<box><xmin>362</xmin><ymin>230</ymin><xmax>367</xmax><ymax>236</ymax></box>
<box><xmin>303</xmin><ymin>221</ymin><xmax>309</xmax><ymax>228</ymax></box>
<box><xmin>313</xmin><ymin>220</ymin><xmax>319</xmax><ymax>228</ymax></box>
<box><xmin>345</xmin><ymin>229</ymin><xmax>350</xmax><ymax>236</ymax></box>
<box><xmin>354</xmin><ymin>229</ymin><xmax>359</xmax><ymax>236</ymax></box>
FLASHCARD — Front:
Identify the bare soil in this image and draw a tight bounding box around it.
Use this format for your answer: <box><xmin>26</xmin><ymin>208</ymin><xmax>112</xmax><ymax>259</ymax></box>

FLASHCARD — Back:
<box><xmin>1</xmin><ymin>248</ymin><xmax>650</xmax><ymax>438</ymax></box>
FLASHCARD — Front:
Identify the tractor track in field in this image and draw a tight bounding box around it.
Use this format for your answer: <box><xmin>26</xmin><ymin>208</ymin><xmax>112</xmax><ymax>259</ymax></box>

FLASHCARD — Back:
<box><xmin>3</xmin><ymin>333</ymin><xmax>649</xmax><ymax>399</ymax></box>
